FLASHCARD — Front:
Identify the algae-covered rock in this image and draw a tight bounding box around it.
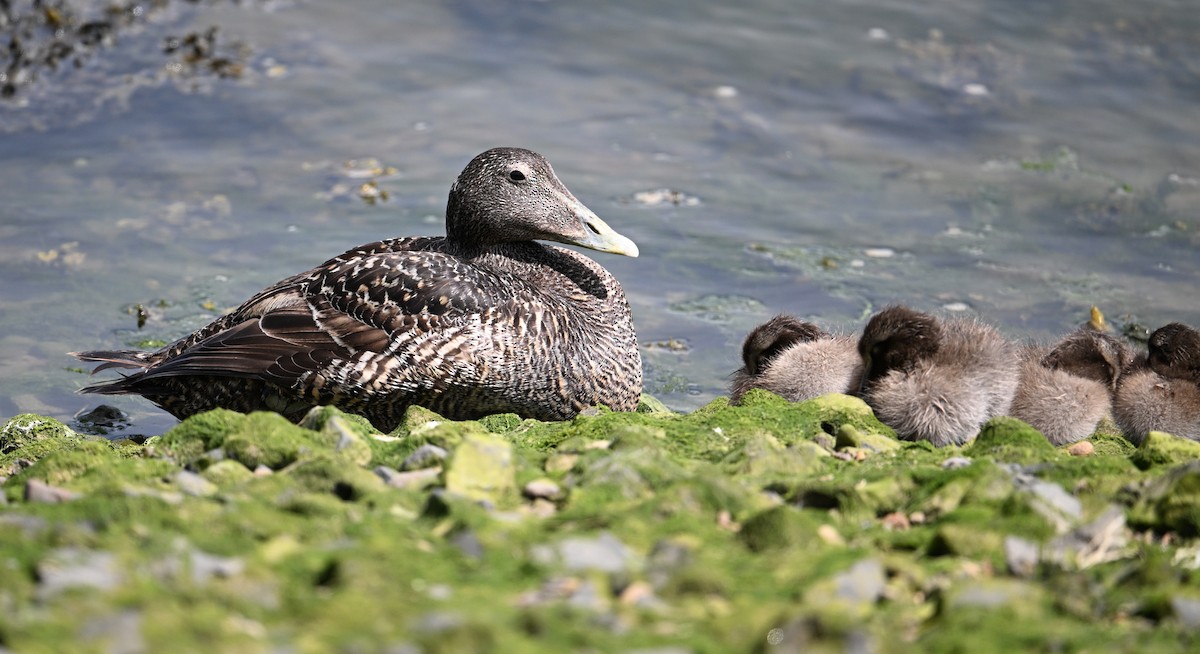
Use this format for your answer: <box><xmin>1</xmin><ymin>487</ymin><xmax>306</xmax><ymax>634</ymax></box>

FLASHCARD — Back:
<box><xmin>965</xmin><ymin>417</ymin><xmax>1058</xmax><ymax>463</ymax></box>
<box><xmin>442</xmin><ymin>432</ymin><xmax>516</xmax><ymax>505</ymax></box>
<box><xmin>636</xmin><ymin>393</ymin><xmax>675</xmax><ymax>415</ymax></box>
<box><xmin>200</xmin><ymin>459</ymin><xmax>254</xmax><ymax>488</ymax></box>
<box><xmin>1129</xmin><ymin>460</ymin><xmax>1200</xmax><ymax>536</ymax></box>
<box><xmin>1131</xmin><ymin>431</ymin><xmax>1200</xmax><ymax>471</ymax></box>
<box><xmin>739</xmin><ymin>505</ymin><xmax>830</xmax><ymax>551</ymax></box>
<box><xmin>834</xmin><ymin>423</ymin><xmax>900</xmax><ymax>453</ymax></box>
<box><xmin>0</xmin><ymin>414</ymin><xmax>79</xmax><ymax>454</ymax></box>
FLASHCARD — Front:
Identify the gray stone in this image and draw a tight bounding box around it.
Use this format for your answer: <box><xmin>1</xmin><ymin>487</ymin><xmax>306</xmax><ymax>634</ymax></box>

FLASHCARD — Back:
<box><xmin>942</xmin><ymin>457</ymin><xmax>972</xmax><ymax>470</ymax></box>
<box><xmin>833</xmin><ymin>558</ymin><xmax>886</xmax><ymax>604</ymax></box>
<box><xmin>375</xmin><ymin>465</ymin><xmax>441</xmax><ymax>490</ymax></box>
<box><xmin>1171</xmin><ymin>596</ymin><xmax>1200</xmax><ymax>630</ymax></box>
<box><xmin>537</xmin><ymin>531</ymin><xmax>639</xmax><ymax>574</ymax></box>
<box><xmin>174</xmin><ymin>470</ymin><xmax>218</xmax><ymax>498</ymax></box>
<box><xmin>190</xmin><ymin>549</ymin><xmax>245</xmax><ymax>584</ymax></box>
<box><xmin>36</xmin><ymin>548</ymin><xmax>122</xmax><ymax>599</ymax></box>
<box><xmin>1004</xmin><ymin>535</ymin><xmax>1039</xmax><ymax>578</ymax></box>
<box><xmin>79</xmin><ymin>610</ymin><xmax>145</xmax><ymax>654</ymax></box>
<box><xmin>1044</xmin><ymin>505</ymin><xmax>1129</xmax><ymax>569</ymax></box>
<box><xmin>448</xmin><ymin>529</ymin><xmax>484</xmax><ymax>561</ymax></box>
<box><xmin>24</xmin><ymin>479</ymin><xmax>80</xmax><ymax>503</ymax></box>
<box><xmin>402</xmin><ymin>444</ymin><xmax>449</xmax><ymax>471</ymax></box>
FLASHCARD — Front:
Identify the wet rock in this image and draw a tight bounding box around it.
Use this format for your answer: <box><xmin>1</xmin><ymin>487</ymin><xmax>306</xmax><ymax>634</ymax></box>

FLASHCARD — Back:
<box><xmin>36</xmin><ymin>548</ymin><xmax>121</xmax><ymax>600</ymax></box>
<box><xmin>73</xmin><ymin>405</ymin><xmax>131</xmax><ymax>434</ymax></box>
<box><xmin>24</xmin><ymin>479</ymin><xmax>81</xmax><ymax>503</ymax></box>
<box><xmin>402</xmin><ymin>444</ymin><xmax>449</xmax><ymax>471</ymax></box>
<box><xmin>443</xmin><ymin>433</ymin><xmax>515</xmax><ymax>504</ymax></box>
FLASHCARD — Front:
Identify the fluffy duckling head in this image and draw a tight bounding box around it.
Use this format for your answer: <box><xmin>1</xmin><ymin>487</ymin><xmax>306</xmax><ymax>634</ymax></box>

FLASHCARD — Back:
<box><xmin>857</xmin><ymin>306</ymin><xmax>942</xmax><ymax>392</ymax></box>
<box><xmin>740</xmin><ymin>315</ymin><xmax>825</xmax><ymax>376</ymax></box>
<box><xmin>1148</xmin><ymin>322</ymin><xmax>1200</xmax><ymax>383</ymax></box>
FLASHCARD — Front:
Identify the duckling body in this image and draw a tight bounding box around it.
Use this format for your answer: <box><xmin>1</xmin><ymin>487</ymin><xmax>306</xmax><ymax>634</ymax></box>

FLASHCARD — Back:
<box><xmin>1113</xmin><ymin>322</ymin><xmax>1200</xmax><ymax>443</ymax></box>
<box><xmin>1009</xmin><ymin>329</ymin><xmax>1130</xmax><ymax>446</ymax></box>
<box><xmin>73</xmin><ymin>148</ymin><xmax>643</xmax><ymax>432</ymax></box>
<box><xmin>729</xmin><ymin>315</ymin><xmax>862</xmax><ymax>404</ymax></box>
<box><xmin>857</xmin><ymin>306</ymin><xmax>1019</xmax><ymax>447</ymax></box>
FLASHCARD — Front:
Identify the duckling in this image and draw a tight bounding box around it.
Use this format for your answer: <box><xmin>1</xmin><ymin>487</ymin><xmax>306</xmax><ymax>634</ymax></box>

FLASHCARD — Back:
<box><xmin>857</xmin><ymin>306</ymin><xmax>1019</xmax><ymax>447</ymax></box>
<box><xmin>1009</xmin><ymin>329</ymin><xmax>1131</xmax><ymax>446</ymax></box>
<box><xmin>1114</xmin><ymin>322</ymin><xmax>1200</xmax><ymax>444</ymax></box>
<box><xmin>729</xmin><ymin>315</ymin><xmax>862</xmax><ymax>404</ymax></box>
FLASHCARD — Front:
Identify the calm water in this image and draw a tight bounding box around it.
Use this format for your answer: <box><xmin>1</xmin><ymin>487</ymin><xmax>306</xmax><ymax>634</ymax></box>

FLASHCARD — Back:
<box><xmin>2</xmin><ymin>0</ymin><xmax>1198</xmax><ymax>437</ymax></box>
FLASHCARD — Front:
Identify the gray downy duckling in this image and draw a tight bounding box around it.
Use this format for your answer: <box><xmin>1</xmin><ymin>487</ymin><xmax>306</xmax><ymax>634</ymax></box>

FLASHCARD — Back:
<box><xmin>1113</xmin><ymin>322</ymin><xmax>1200</xmax><ymax>444</ymax></box>
<box><xmin>73</xmin><ymin>148</ymin><xmax>643</xmax><ymax>432</ymax></box>
<box><xmin>1009</xmin><ymin>329</ymin><xmax>1131</xmax><ymax>446</ymax></box>
<box><xmin>729</xmin><ymin>314</ymin><xmax>862</xmax><ymax>405</ymax></box>
<box><xmin>857</xmin><ymin>305</ymin><xmax>1019</xmax><ymax>447</ymax></box>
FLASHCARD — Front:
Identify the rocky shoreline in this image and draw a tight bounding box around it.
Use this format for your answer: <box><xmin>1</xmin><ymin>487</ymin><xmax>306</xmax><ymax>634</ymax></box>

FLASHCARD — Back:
<box><xmin>2</xmin><ymin>392</ymin><xmax>1199</xmax><ymax>652</ymax></box>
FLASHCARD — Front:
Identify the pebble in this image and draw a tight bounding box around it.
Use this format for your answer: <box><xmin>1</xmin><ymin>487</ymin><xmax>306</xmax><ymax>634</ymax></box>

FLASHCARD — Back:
<box><xmin>24</xmin><ymin>479</ymin><xmax>80</xmax><ymax>503</ymax></box>
<box><xmin>522</xmin><ymin>478</ymin><xmax>563</xmax><ymax>501</ymax></box>
<box><xmin>402</xmin><ymin>444</ymin><xmax>449</xmax><ymax>471</ymax></box>
<box><xmin>1067</xmin><ymin>441</ymin><xmax>1094</xmax><ymax>457</ymax></box>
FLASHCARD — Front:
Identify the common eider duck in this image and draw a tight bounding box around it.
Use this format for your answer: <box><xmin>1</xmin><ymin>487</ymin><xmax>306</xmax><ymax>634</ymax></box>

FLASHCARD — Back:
<box><xmin>1009</xmin><ymin>329</ymin><xmax>1131</xmax><ymax>446</ymax></box>
<box><xmin>857</xmin><ymin>306</ymin><xmax>1019</xmax><ymax>447</ymax></box>
<box><xmin>729</xmin><ymin>314</ymin><xmax>862</xmax><ymax>404</ymax></box>
<box><xmin>1113</xmin><ymin>322</ymin><xmax>1200</xmax><ymax>444</ymax></box>
<box><xmin>73</xmin><ymin>148</ymin><xmax>644</xmax><ymax>432</ymax></box>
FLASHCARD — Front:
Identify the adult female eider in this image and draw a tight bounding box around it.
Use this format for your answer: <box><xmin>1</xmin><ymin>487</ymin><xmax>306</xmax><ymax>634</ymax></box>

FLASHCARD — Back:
<box><xmin>73</xmin><ymin>148</ymin><xmax>644</xmax><ymax>432</ymax></box>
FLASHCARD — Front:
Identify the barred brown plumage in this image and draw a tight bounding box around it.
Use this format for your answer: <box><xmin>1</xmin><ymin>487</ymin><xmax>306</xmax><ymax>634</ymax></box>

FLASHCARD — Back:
<box><xmin>72</xmin><ymin>148</ymin><xmax>643</xmax><ymax>432</ymax></box>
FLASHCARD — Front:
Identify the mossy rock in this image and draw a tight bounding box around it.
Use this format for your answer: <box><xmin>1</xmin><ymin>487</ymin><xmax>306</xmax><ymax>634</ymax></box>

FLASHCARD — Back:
<box><xmin>1128</xmin><ymin>460</ymin><xmax>1200</xmax><ymax>536</ymax></box>
<box><xmin>442</xmin><ymin>432</ymin><xmax>516</xmax><ymax>505</ymax></box>
<box><xmin>1130</xmin><ymin>431</ymin><xmax>1200</xmax><ymax>471</ymax></box>
<box><xmin>0</xmin><ymin>414</ymin><xmax>81</xmax><ymax>454</ymax></box>
<box><xmin>739</xmin><ymin>505</ymin><xmax>831</xmax><ymax>552</ymax></box>
<box><xmin>965</xmin><ymin>417</ymin><xmax>1058</xmax><ymax>463</ymax></box>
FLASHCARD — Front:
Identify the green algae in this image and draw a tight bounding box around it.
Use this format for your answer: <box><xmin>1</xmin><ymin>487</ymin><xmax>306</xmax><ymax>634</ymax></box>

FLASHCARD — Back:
<box><xmin>2</xmin><ymin>398</ymin><xmax>1200</xmax><ymax>652</ymax></box>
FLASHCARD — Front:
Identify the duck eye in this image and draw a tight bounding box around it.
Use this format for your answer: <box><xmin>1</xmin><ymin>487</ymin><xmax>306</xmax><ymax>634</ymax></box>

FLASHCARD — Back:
<box><xmin>508</xmin><ymin>169</ymin><xmax>526</xmax><ymax>182</ymax></box>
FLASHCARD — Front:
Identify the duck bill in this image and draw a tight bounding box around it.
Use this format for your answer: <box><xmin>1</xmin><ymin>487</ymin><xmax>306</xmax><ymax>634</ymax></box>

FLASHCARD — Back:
<box><xmin>565</xmin><ymin>203</ymin><xmax>640</xmax><ymax>258</ymax></box>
